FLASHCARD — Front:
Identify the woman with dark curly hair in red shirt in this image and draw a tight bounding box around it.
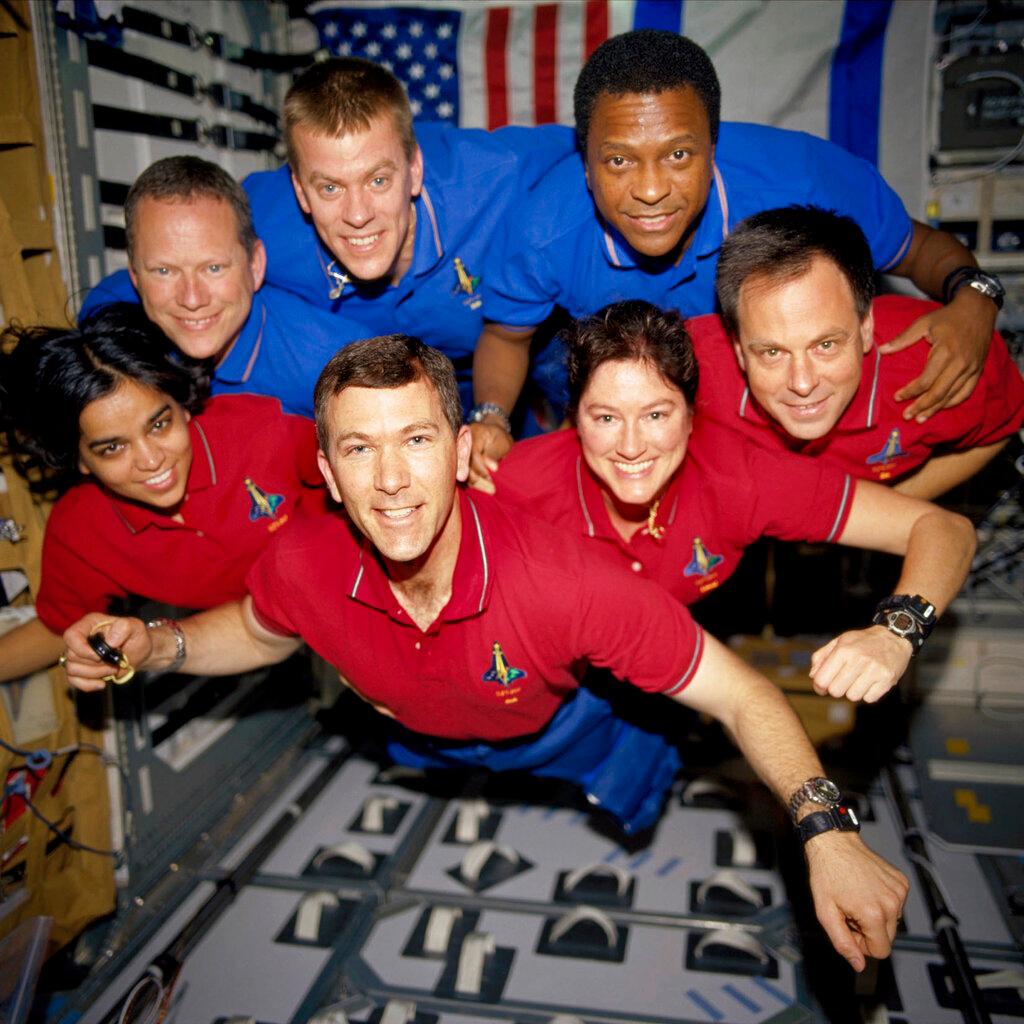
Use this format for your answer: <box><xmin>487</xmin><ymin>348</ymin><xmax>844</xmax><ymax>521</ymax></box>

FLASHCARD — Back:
<box><xmin>0</xmin><ymin>303</ymin><xmax>324</xmax><ymax>683</ymax></box>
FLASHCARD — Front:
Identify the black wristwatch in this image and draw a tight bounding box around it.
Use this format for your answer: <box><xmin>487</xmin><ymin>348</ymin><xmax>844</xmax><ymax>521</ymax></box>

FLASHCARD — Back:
<box><xmin>796</xmin><ymin>804</ymin><xmax>861</xmax><ymax>845</ymax></box>
<box><xmin>872</xmin><ymin>594</ymin><xmax>936</xmax><ymax>655</ymax></box>
<box><xmin>942</xmin><ymin>266</ymin><xmax>1005</xmax><ymax>310</ymax></box>
<box><xmin>788</xmin><ymin>777</ymin><xmax>842</xmax><ymax>821</ymax></box>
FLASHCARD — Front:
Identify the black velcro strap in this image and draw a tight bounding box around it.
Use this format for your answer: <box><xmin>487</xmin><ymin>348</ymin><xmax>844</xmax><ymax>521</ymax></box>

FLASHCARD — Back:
<box><xmin>93</xmin><ymin>104</ymin><xmax>201</xmax><ymax>142</ymax></box>
<box><xmin>86</xmin><ymin>39</ymin><xmax>200</xmax><ymax>98</ymax></box>
<box><xmin>221</xmin><ymin>43</ymin><xmax>325</xmax><ymax>73</ymax></box>
<box><xmin>99</xmin><ymin>180</ymin><xmax>131</xmax><ymax>206</ymax></box>
<box><xmin>120</xmin><ymin>5</ymin><xmax>197</xmax><ymax>49</ymax></box>
<box><xmin>206</xmin><ymin>124</ymin><xmax>280</xmax><ymax>153</ymax></box>
<box><xmin>103</xmin><ymin>225</ymin><xmax>127</xmax><ymax>251</ymax></box>
<box><xmin>119</xmin><ymin>5</ymin><xmax>321</xmax><ymax>75</ymax></box>
<box><xmin>92</xmin><ymin>106</ymin><xmax>278</xmax><ymax>152</ymax></box>
<box><xmin>205</xmin><ymin>83</ymin><xmax>279</xmax><ymax>129</ymax></box>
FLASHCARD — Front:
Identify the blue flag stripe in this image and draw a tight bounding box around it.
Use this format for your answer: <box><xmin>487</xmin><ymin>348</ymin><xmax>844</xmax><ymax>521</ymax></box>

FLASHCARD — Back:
<box><xmin>633</xmin><ymin>0</ymin><xmax>684</xmax><ymax>34</ymax></box>
<box><xmin>829</xmin><ymin>0</ymin><xmax>893</xmax><ymax>166</ymax></box>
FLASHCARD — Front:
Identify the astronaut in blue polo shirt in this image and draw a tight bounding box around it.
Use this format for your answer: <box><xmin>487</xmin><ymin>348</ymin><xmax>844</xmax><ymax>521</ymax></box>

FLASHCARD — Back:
<box><xmin>79</xmin><ymin>156</ymin><xmax>365</xmax><ymax>419</ymax></box>
<box><xmin>469</xmin><ymin>30</ymin><xmax>1001</xmax><ymax>488</ymax></box>
<box><xmin>241</xmin><ymin>57</ymin><xmax>575</xmax><ymax>415</ymax></box>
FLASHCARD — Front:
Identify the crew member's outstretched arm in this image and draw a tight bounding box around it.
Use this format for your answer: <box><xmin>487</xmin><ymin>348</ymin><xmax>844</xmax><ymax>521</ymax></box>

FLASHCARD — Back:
<box><xmin>811</xmin><ymin>480</ymin><xmax>976</xmax><ymax>702</ymax></box>
<box><xmin>673</xmin><ymin>634</ymin><xmax>909</xmax><ymax>971</ymax></box>
<box><xmin>0</xmin><ymin>617</ymin><xmax>65</xmax><ymax>684</ymax></box>
<box><xmin>893</xmin><ymin>440</ymin><xmax>1010</xmax><ymax>500</ymax></box>
<box><xmin>62</xmin><ymin>597</ymin><xmax>301</xmax><ymax>692</ymax></box>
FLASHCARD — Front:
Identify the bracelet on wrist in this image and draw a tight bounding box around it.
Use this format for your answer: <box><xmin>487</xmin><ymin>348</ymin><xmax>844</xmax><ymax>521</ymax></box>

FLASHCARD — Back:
<box><xmin>146</xmin><ymin>617</ymin><xmax>186</xmax><ymax>675</ymax></box>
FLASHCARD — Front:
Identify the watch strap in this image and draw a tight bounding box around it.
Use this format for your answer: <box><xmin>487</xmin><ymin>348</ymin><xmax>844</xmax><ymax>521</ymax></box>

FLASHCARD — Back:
<box><xmin>872</xmin><ymin>593</ymin><xmax>936</xmax><ymax>654</ymax></box>
<box><xmin>467</xmin><ymin>402</ymin><xmax>512</xmax><ymax>435</ymax></box>
<box><xmin>796</xmin><ymin>804</ymin><xmax>861</xmax><ymax>844</ymax></box>
<box><xmin>941</xmin><ymin>266</ymin><xmax>1005</xmax><ymax>310</ymax></box>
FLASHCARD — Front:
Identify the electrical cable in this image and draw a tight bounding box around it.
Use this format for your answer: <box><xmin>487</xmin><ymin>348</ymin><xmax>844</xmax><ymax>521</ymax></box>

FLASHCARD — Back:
<box><xmin>6</xmin><ymin>776</ymin><xmax>121</xmax><ymax>858</ymax></box>
<box><xmin>933</xmin><ymin>7</ymin><xmax>989</xmax><ymax>45</ymax></box>
<box><xmin>0</xmin><ymin>732</ymin><xmax>126</xmax><ymax>778</ymax></box>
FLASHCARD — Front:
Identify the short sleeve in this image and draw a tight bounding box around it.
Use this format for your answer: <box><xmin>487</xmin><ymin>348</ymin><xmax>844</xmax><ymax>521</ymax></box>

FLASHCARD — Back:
<box><xmin>568</xmin><ymin>550</ymin><xmax>705</xmax><ymax>696</ymax></box>
<box><xmin>36</xmin><ymin>514</ymin><xmax>127</xmax><ymax>634</ymax></box>
<box><xmin>799</xmin><ymin>134</ymin><xmax>913</xmax><ymax>271</ymax></box>
<box><xmin>746</xmin><ymin>446</ymin><xmax>855</xmax><ymax>545</ymax></box>
<box><xmin>480</xmin><ymin>204</ymin><xmax>561</xmax><ymax>327</ymax></box>
<box><xmin>245</xmin><ymin>537</ymin><xmax>302</xmax><ymax>639</ymax></box>
<box><xmin>479</xmin><ymin>161</ymin><xmax>587</xmax><ymax>329</ymax></box>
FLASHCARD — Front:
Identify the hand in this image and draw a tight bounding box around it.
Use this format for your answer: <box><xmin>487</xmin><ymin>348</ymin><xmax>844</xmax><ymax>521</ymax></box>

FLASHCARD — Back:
<box><xmin>805</xmin><ymin>832</ymin><xmax>909</xmax><ymax>972</ymax></box>
<box><xmin>62</xmin><ymin>614</ymin><xmax>151</xmax><ymax>692</ymax></box>
<box><xmin>810</xmin><ymin>625</ymin><xmax>911</xmax><ymax>703</ymax></box>
<box><xmin>878</xmin><ymin>292</ymin><xmax>994</xmax><ymax>422</ymax></box>
<box><xmin>467</xmin><ymin>421</ymin><xmax>513</xmax><ymax>494</ymax></box>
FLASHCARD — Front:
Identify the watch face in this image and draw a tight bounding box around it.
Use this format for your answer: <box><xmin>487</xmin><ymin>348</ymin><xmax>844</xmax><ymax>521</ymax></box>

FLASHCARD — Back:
<box><xmin>888</xmin><ymin>610</ymin><xmax>917</xmax><ymax>636</ymax></box>
<box><xmin>811</xmin><ymin>779</ymin><xmax>841</xmax><ymax>803</ymax></box>
<box><xmin>965</xmin><ymin>272</ymin><xmax>1005</xmax><ymax>308</ymax></box>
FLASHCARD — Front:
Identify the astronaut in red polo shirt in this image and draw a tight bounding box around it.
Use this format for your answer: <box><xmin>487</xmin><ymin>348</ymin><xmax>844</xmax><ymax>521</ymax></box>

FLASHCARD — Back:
<box><xmin>35</xmin><ymin>392</ymin><xmax>324</xmax><ymax>638</ymax></box>
<box><xmin>62</xmin><ymin>334</ymin><xmax>909</xmax><ymax>972</ymax></box>
<box><xmin>699</xmin><ymin>206</ymin><xmax>1023</xmax><ymax>499</ymax></box>
<box><xmin>489</xmin><ymin>301</ymin><xmax>975</xmax><ymax>707</ymax></box>
<box><xmin>0</xmin><ymin>304</ymin><xmax>324</xmax><ymax>687</ymax></box>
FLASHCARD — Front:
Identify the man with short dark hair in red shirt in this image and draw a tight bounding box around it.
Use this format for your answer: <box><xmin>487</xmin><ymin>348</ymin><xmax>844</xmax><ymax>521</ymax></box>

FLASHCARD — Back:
<box><xmin>62</xmin><ymin>335</ymin><xmax>908</xmax><ymax>973</ymax></box>
<box><xmin>705</xmin><ymin>206</ymin><xmax>1024</xmax><ymax>499</ymax></box>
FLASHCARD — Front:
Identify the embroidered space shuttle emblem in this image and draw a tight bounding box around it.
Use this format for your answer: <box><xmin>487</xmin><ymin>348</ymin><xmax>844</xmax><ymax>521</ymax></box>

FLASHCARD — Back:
<box><xmin>866</xmin><ymin>428</ymin><xmax>908</xmax><ymax>465</ymax></box>
<box><xmin>244</xmin><ymin>477</ymin><xmax>284</xmax><ymax>521</ymax></box>
<box><xmin>683</xmin><ymin>537</ymin><xmax>724</xmax><ymax>579</ymax></box>
<box><xmin>452</xmin><ymin>257</ymin><xmax>482</xmax><ymax>309</ymax></box>
<box><xmin>482</xmin><ymin>642</ymin><xmax>527</xmax><ymax>687</ymax></box>
<box><xmin>866</xmin><ymin>428</ymin><xmax>909</xmax><ymax>481</ymax></box>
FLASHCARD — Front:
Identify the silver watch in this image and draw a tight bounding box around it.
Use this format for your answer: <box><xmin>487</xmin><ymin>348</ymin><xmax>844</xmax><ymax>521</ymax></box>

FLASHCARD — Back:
<box><xmin>466</xmin><ymin>402</ymin><xmax>512</xmax><ymax>435</ymax></box>
<box><xmin>788</xmin><ymin>777</ymin><xmax>842</xmax><ymax>821</ymax></box>
<box><xmin>943</xmin><ymin>267</ymin><xmax>1005</xmax><ymax>310</ymax></box>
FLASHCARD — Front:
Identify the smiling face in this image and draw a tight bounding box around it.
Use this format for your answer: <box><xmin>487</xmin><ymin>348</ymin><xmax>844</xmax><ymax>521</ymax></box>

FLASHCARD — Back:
<box><xmin>128</xmin><ymin>195</ymin><xmax>265</xmax><ymax>364</ymax></box>
<box><xmin>316</xmin><ymin>377</ymin><xmax>471</xmax><ymax>570</ymax></box>
<box><xmin>584</xmin><ymin>87</ymin><xmax>714</xmax><ymax>260</ymax></box>
<box><xmin>77</xmin><ymin>379</ymin><xmax>193</xmax><ymax>510</ymax></box>
<box><xmin>733</xmin><ymin>256</ymin><xmax>874</xmax><ymax>441</ymax></box>
<box><xmin>576</xmin><ymin>358</ymin><xmax>692</xmax><ymax>514</ymax></box>
<box><xmin>290</xmin><ymin>116</ymin><xmax>424</xmax><ymax>286</ymax></box>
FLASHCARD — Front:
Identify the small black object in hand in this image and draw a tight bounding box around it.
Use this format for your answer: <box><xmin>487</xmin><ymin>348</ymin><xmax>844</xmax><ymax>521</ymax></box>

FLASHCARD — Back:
<box><xmin>88</xmin><ymin>632</ymin><xmax>124</xmax><ymax>667</ymax></box>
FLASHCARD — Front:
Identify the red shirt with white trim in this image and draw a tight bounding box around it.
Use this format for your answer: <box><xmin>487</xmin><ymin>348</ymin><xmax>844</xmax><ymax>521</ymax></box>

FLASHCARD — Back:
<box><xmin>691</xmin><ymin>296</ymin><xmax>1024</xmax><ymax>483</ymax></box>
<box><xmin>246</xmin><ymin>489</ymin><xmax>704</xmax><ymax>742</ymax></box>
<box><xmin>37</xmin><ymin>394</ymin><xmax>325</xmax><ymax>633</ymax></box>
<box><xmin>493</xmin><ymin>421</ymin><xmax>854</xmax><ymax>604</ymax></box>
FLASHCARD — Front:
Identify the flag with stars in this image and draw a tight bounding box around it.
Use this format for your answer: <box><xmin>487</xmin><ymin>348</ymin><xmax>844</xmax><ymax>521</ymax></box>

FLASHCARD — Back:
<box><xmin>303</xmin><ymin>1</ymin><xmax>925</xmax><ymax>192</ymax></box>
<box><xmin>309</xmin><ymin>5</ymin><xmax>462</xmax><ymax>123</ymax></box>
<box><xmin>304</xmin><ymin>0</ymin><xmax>668</xmax><ymax>129</ymax></box>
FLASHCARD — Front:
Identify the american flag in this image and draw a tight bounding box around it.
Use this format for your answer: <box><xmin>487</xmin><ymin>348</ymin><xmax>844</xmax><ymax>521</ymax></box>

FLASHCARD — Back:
<box><xmin>305</xmin><ymin>1</ymin><xmax>684</xmax><ymax>129</ymax></box>
<box><xmin>302</xmin><ymin>0</ymin><xmax>927</xmax><ymax>208</ymax></box>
